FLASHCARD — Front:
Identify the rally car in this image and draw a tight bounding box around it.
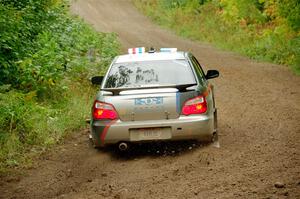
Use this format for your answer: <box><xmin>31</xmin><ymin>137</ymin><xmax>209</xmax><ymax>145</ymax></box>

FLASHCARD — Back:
<box><xmin>90</xmin><ymin>47</ymin><xmax>219</xmax><ymax>150</ymax></box>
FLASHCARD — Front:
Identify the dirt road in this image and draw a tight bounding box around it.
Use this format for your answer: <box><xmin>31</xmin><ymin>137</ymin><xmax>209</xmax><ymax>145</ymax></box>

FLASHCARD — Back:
<box><xmin>1</xmin><ymin>0</ymin><xmax>299</xmax><ymax>198</ymax></box>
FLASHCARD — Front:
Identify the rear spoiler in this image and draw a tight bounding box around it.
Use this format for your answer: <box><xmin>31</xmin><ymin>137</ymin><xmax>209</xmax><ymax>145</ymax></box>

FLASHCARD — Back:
<box><xmin>101</xmin><ymin>83</ymin><xmax>197</xmax><ymax>95</ymax></box>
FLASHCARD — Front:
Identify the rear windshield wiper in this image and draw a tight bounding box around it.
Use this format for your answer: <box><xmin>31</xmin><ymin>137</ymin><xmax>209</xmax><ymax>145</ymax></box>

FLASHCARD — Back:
<box><xmin>101</xmin><ymin>83</ymin><xmax>197</xmax><ymax>95</ymax></box>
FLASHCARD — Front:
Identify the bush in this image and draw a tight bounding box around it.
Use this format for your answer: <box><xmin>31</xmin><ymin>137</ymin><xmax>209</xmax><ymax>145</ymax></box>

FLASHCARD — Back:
<box><xmin>133</xmin><ymin>0</ymin><xmax>300</xmax><ymax>74</ymax></box>
<box><xmin>0</xmin><ymin>0</ymin><xmax>120</xmax><ymax>173</ymax></box>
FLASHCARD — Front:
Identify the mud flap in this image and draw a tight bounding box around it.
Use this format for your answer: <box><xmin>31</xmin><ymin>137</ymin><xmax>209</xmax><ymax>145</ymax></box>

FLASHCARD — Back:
<box><xmin>88</xmin><ymin>134</ymin><xmax>97</xmax><ymax>148</ymax></box>
<box><xmin>211</xmin><ymin>109</ymin><xmax>220</xmax><ymax>148</ymax></box>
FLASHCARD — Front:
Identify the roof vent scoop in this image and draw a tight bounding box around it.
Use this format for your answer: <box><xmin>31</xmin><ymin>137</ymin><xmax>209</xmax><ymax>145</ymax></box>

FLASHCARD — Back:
<box><xmin>148</xmin><ymin>47</ymin><xmax>156</xmax><ymax>53</ymax></box>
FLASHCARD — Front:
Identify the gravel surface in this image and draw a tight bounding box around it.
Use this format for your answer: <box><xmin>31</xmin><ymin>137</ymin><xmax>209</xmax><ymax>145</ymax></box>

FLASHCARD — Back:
<box><xmin>1</xmin><ymin>0</ymin><xmax>299</xmax><ymax>198</ymax></box>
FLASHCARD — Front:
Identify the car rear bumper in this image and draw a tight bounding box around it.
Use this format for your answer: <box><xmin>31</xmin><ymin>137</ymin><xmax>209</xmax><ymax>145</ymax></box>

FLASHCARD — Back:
<box><xmin>91</xmin><ymin>114</ymin><xmax>215</xmax><ymax>146</ymax></box>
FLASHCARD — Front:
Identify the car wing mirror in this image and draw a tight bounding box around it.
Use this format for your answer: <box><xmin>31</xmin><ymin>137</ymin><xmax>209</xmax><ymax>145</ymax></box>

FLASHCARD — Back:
<box><xmin>205</xmin><ymin>70</ymin><xmax>219</xmax><ymax>79</ymax></box>
<box><xmin>91</xmin><ymin>76</ymin><xmax>104</xmax><ymax>85</ymax></box>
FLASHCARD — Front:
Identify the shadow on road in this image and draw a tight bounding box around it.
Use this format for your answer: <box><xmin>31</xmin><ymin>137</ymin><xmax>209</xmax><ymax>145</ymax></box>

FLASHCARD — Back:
<box><xmin>98</xmin><ymin>140</ymin><xmax>212</xmax><ymax>160</ymax></box>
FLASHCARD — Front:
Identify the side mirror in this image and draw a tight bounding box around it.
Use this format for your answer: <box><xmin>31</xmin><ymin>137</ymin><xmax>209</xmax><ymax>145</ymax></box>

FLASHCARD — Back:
<box><xmin>91</xmin><ymin>76</ymin><xmax>104</xmax><ymax>85</ymax></box>
<box><xmin>205</xmin><ymin>70</ymin><xmax>219</xmax><ymax>79</ymax></box>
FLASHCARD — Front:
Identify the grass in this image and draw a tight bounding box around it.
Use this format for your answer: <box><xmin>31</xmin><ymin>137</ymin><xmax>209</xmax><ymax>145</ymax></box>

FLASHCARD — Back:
<box><xmin>0</xmin><ymin>66</ymin><xmax>115</xmax><ymax>174</ymax></box>
<box><xmin>0</xmin><ymin>0</ymin><xmax>120</xmax><ymax>174</ymax></box>
<box><xmin>133</xmin><ymin>0</ymin><xmax>300</xmax><ymax>74</ymax></box>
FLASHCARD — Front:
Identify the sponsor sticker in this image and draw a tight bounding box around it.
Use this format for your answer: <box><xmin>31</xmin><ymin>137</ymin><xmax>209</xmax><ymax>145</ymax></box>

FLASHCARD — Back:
<box><xmin>135</xmin><ymin>97</ymin><xmax>163</xmax><ymax>105</ymax></box>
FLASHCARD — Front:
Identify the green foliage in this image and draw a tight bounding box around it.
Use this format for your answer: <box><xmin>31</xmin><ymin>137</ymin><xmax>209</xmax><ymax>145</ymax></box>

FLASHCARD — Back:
<box><xmin>0</xmin><ymin>0</ymin><xmax>120</xmax><ymax>173</ymax></box>
<box><xmin>220</xmin><ymin>0</ymin><xmax>266</xmax><ymax>24</ymax></box>
<box><xmin>0</xmin><ymin>0</ymin><xmax>119</xmax><ymax>94</ymax></box>
<box><xmin>278</xmin><ymin>0</ymin><xmax>300</xmax><ymax>31</ymax></box>
<box><xmin>133</xmin><ymin>0</ymin><xmax>300</xmax><ymax>74</ymax></box>
<box><xmin>0</xmin><ymin>84</ymin><xmax>96</xmax><ymax>171</ymax></box>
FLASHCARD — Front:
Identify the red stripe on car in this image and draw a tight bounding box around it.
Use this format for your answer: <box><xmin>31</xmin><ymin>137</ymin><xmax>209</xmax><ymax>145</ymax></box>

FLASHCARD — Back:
<box><xmin>100</xmin><ymin>120</ymin><xmax>117</xmax><ymax>143</ymax></box>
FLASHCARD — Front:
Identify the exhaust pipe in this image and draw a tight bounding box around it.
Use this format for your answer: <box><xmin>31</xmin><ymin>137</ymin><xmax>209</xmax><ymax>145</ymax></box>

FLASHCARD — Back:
<box><xmin>118</xmin><ymin>142</ymin><xmax>128</xmax><ymax>151</ymax></box>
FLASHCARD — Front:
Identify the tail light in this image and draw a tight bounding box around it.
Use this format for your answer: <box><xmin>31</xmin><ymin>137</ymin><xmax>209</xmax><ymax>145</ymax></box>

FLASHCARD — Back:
<box><xmin>93</xmin><ymin>100</ymin><xmax>118</xmax><ymax>120</ymax></box>
<box><xmin>182</xmin><ymin>95</ymin><xmax>207</xmax><ymax>115</ymax></box>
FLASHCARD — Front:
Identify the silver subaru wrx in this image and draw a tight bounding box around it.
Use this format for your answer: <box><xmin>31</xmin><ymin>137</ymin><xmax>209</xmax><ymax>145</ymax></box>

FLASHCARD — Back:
<box><xmin>90</xmin><ymin>48</ymin><xmax>219</xmax><ymax>149</ymax></box>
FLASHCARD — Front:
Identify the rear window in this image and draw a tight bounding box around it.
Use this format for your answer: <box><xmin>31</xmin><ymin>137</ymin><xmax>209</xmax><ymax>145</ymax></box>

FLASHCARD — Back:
<box><xmin>104</xmin><ymin>60</ymin><xmax>196</xmax><ymax>88</ymax></box>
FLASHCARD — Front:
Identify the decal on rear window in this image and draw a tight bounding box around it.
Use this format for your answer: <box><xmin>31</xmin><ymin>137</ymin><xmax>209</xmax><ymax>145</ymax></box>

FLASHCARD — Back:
<box><xmin>105</xmin><ymin>60</ymin><xmax>196</xmax><ymax>88</ymax></box>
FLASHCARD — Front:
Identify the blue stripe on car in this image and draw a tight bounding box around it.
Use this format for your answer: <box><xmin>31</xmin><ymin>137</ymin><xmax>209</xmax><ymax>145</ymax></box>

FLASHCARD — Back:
<box><xmin>176</xmin><ymin>92</ymin><xmax>180</xmax><ymax>113</ymax></box>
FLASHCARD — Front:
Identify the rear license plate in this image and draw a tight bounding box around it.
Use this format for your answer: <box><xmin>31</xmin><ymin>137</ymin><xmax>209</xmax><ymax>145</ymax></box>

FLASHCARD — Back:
<box><xmin>130</xmin><ymin>127</ymin><xmax>171</xmax><ymax>141</ymax></box>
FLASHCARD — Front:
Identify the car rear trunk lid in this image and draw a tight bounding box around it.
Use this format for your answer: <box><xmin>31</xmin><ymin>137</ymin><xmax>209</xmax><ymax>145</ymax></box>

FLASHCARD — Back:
<box><xmin>103</xmin><ymin>88</ymin><xmax>179</xmax><ymax>121</ymax></box>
